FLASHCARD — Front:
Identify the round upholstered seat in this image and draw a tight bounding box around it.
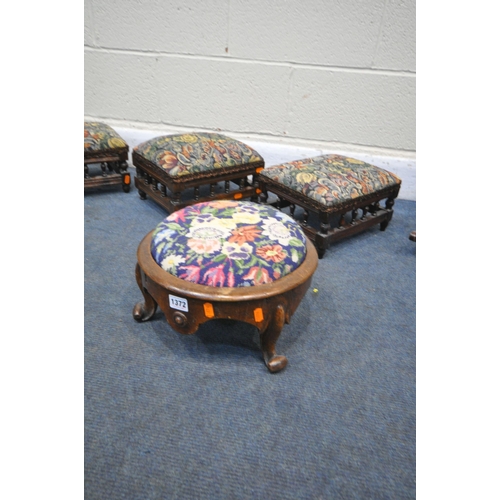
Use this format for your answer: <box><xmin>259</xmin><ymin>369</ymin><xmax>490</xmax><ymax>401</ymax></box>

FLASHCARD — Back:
<box><xmin>150</xmin><ymin>200</ymin><xmax>307</xmax><ymax>288</ymax></box>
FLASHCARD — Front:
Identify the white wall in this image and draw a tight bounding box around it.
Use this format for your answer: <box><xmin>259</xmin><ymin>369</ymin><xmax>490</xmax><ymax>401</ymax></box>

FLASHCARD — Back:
<box><xmin>84</xmin><ymin>0</ymin><xmax>416</xmax><ymax>198</ymax></box>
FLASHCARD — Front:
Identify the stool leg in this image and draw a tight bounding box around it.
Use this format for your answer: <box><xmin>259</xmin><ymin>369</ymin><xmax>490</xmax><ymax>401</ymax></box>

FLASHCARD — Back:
<box><xmin>133</xmin><ymin>263</ymin><xmax>158</xmax><ymax>322</ymax></box>
<box><xmin>260</xmin><ymin>304</ymin><xmax>288</xmax><ymax>373</ymax></box>
<box><xmin>380</xmin><ymin>197</ymin><xmax>395</xmax><ymax>231</ymax></box>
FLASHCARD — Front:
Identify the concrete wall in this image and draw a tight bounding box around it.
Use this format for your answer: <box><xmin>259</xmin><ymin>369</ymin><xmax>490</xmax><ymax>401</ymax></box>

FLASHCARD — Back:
<box><xmin>84</xmin><ymin>0</ymin><xmax>415</xmax><ymax>157</ymax></box>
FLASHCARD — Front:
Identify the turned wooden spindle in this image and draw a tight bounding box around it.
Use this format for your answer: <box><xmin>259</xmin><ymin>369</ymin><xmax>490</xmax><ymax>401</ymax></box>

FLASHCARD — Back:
<box><xmin>351</xmin><ymin>209</ymin><xmax>358</xmax><ymax>225</ymax></box>
<box><xmin>320</xmin><ymin>212</ymin><xmax>330</xmax><ymax>234</ymax></box>
<box><xmin>302</xmin><ymin>209</ymin><xmax>309</xmax><ymax>227</ymax></box>
<box><xmin>172</xmin><ymin>191</ymin><xmax>182</xmax><ymax>205</ymax></box>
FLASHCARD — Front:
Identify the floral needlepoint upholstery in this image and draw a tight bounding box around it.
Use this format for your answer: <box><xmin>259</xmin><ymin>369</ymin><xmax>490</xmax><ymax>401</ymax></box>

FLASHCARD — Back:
<box><xmin>150</xmin><ymin>200</ymin><xmax>308</xmax><ymax>288</ymax></box>
<box><xmin>84</xmin><ymin>122</ymin><xmax>128</xmax><ymax>151</ymax></box>
<box><xmin>260</xmin><ymin>154</ymin><xmax>402</xmax><ymax>208</ymax></box>
<box><xmin>134</xmin><ymin>133</ymin><xmax>264</xmax><ymax>178</ymax></box>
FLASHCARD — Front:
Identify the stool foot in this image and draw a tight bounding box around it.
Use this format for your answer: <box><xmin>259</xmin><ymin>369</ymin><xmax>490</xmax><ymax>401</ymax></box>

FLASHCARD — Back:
<box><xmin>264</xmin><ymin>354</ymin><xmax>288</xmax><ymax>373</ymax></box>
<box><xmin>133</xmin><ymin>263</ymin><xmax>157</xmax><ymax>321</ymax></box>
<box><xmin>260</xmin><ymin>304</ymin><xmax>288</xmax><ymax>373</ymax></box>
<box><xmin>133</xmin><ymin>300</ymin><xmax>157</xmax><ymax>322</ymax></box>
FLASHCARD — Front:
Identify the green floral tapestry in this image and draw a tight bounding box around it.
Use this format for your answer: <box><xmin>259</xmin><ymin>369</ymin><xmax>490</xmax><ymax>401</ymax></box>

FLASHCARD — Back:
<box><xmin>261</xmin><ymin>155</ymin><xmax>401</xmax><ymax>208</ymax></box>
<box><xmin>84</xmin><ymin>122</ymin><xmax>128</xmax><ymax>151</ymax></box>
<box><xmin>134</xmin><ymin>133</ymin><xmax>264</xmax><ymax>178</ymax></box>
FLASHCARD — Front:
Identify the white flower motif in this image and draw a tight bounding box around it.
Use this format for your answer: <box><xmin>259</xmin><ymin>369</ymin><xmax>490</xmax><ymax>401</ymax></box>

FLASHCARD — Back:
<box><xmin>231</xmin><ymin>211</ymin><xmax>261</xmax><ymax>225</ymax></box>
<box><xmin>261</xmin><ymin>218</ymin><xmax>293</xmax><ymax>245</ymax></box>
<box><xmin>274</xmin><ymin>211</ymin><xmax>295</xmax><ymax>225</ymax></box>
<box><xmin>161</xmin><ymin>254</ymin><xmax>186</xmax><ymax>271</ymax></box>
<box><xmin>211</xmin><ymin>217</ymin><xmax>237</xmax><ymax>231</ymax></box>
<box><xmin>186</xmin><ymin>223</ymin><xmax>232</xmax><ymax>241</ymax></box>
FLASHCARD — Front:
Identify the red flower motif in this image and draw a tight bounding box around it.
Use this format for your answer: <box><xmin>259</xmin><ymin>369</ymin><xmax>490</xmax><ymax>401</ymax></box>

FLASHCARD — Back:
<box><xmin>227</xmin><ymin>270</ymin><xmax>235</xmax><ymax>288</ymax></box>
<box><xmin>203</xmin><ymin>265</ymin><xmax>226</xmax><ymax>287</ymax></box>
<box><xmin>228</xmin><ymin>225</ymin><xmax>262</xmax><ymax>245</ymax></box>
<box><xmin>158</xmin><ymin>151</ymin><xmax>179</xmax><ymax>171</ymax></box>
<box><xmin>167</xmin><ymin>209</ymin><xmax>187</xmax><ymax>223</ymax></box>
<box><xmin>179</xmin><ymin>265</ymin><xmax>201</xmax><ymax>283</ymax></box>
<box><xmin>243</xmin><ymin>266</ymin><xmax>272</xmax><ymax>285</ymax></box>
<box><xmin>256</xmin><ymin>245</ymin><xmax>286</xmax><ymax>263</ymax></box>
<box><xmin>181</xmin><ymin>145</ymin><xmax>193</xmax><ymax>158</ymax></box>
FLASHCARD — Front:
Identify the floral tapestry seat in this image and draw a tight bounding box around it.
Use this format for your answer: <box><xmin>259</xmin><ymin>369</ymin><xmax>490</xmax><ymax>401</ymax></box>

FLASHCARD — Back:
<box><xmin>133</xmin><ymin>200</ymin><xmax>318</xmax><ymax>373</ymax></box>
<box><xmin>132</xmin><ymin>133</ymin><xmax>265</xmax><ymax>213</ymax></box>
<box><xmin>84</xmin><ymin>122</ymin><xmax>131</xmax><ymax>192</ymax></box>
<box><xmin>258</xmin><ymin>154</ymin><xmax>402</xmax><ymax>258</ymax></box>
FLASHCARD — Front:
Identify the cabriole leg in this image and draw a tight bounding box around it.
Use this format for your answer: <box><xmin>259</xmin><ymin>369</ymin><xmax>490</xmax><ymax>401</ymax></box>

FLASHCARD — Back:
<box><xmin>260</xmin><ymin>304</ymin><xmax>288</xmax><ymax>372</ymax></box>
<box><xmin>133</xmin><ymin>263</ymin><xmax>157</xmax><ymax>322</ymax></box>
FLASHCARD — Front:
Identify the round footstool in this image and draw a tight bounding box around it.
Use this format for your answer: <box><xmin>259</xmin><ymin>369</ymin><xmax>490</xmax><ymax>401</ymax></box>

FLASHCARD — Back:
<box><xmin>133</xmin><ymin>200</ymin><xmax>318</xmax><ymax>372</ymax></box>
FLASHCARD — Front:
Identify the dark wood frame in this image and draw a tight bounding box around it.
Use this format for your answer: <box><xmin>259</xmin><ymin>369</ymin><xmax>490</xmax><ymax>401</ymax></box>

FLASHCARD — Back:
<box><xmin>133</xmin><ymin>230</ymin><xmax>318</xmax><ymax>372</ymax></box>
<box><xmin>133</xmin><ymin>151</ymin><xmax>264</xmax><ymax>212</ymax></box>
<box><xmin>84</xmin><ymin>146</ymin><xmax>131</xmax><ymax>192</ymax></box>
<box><xmin>258</xmin><ymin>176</ymin><xmax>400</xmax><ymax>258</ymax></box>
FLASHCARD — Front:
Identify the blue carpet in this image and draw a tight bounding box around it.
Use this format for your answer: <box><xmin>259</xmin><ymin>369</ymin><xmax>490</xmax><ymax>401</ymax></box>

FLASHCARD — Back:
<box><xmin>85</xmin><ymin>181</ymin><xmax>416</xmax><ymax>499</ymax></box>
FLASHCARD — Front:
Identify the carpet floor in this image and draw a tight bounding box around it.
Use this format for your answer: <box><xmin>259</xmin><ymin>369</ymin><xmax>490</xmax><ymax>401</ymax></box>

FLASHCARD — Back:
<box><xmin>85</xmin><ymin>180</ymin><xmax>416</xmax><ymax>499</ymax></box>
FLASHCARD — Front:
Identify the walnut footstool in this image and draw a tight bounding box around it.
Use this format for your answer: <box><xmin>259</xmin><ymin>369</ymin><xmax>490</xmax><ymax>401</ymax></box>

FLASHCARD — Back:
<box><xmin>133</xmin><ymin>133</ymin><xmax>265</xmax><ymax>213</ymax></box>
<box><xmin>84</xmin><ymin>122</ymin><xmax>131</xmax><ymax>192</ymax></box>
<box><xmin>258</xmin><ymin>154</ymin><xmax>402</xmax><ymax>258</ymax></box>
<box><xmin>133</xmin><ymin>200</ymin><xmax>318</xmax><ymax>372</ymax></box>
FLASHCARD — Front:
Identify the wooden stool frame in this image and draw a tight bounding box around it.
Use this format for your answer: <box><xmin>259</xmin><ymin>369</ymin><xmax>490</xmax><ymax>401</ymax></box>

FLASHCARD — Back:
<box><xmin>259</xmin><ymin>177</ymin><xmax>400</xmax><ymax>258</ymax></box>
<box><xmin>84</xmin><ymin>147</ymin><xmax>131</xmax><ymax>192</ymax></box>
<box><xmin>133</xmin><ymin>151</ymin><xmax>264</xmax><ymax>213</ymax></box>
<box><xmin>133</xmin><ymin>230</ymin><xmax>318</xmax><ymax>372</ymax></box>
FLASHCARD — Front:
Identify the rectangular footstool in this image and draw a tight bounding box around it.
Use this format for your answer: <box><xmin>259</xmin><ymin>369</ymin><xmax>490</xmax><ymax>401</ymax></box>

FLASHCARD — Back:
<box><xmin>133</xmin><ymin>132</ymin><xmax>265</xmax><ymax>213</ymax></box>
<box><xmin>84</xmin><ymin>122</ymin><xmax>131</xmax><ymax>192</ymax></box>
<box><xmin>258</xmin><ymin>154</ymin><xmax>401</xmax><ymax>258</ymax></box>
